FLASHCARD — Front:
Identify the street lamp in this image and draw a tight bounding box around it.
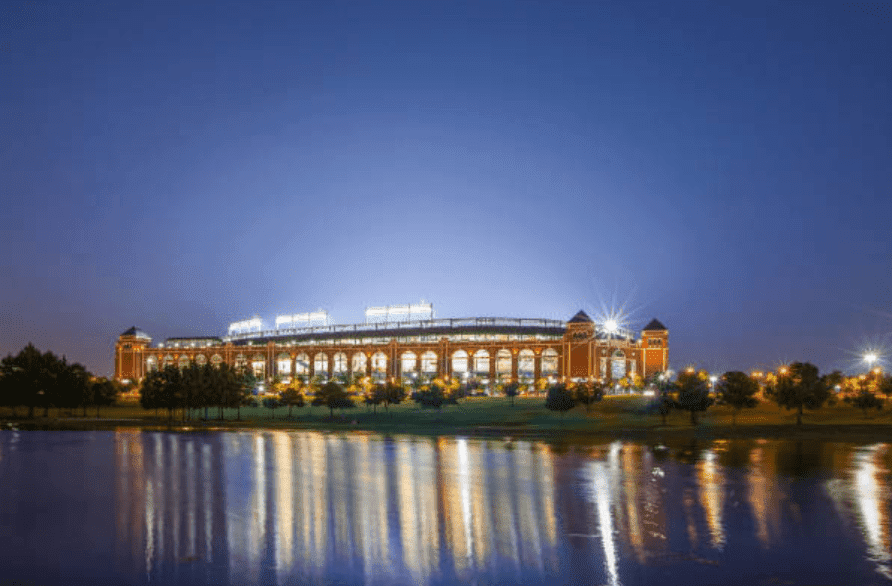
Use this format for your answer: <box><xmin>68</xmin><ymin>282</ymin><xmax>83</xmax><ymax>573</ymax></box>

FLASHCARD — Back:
<box><xmin>863</xmin><ymin>352</ymin><xmax>878</xmax><ymax>372</ymax></box>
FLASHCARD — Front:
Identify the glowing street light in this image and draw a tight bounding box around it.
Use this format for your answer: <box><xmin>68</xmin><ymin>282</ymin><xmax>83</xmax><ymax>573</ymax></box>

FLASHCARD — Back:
<box><xmin>863</xmin><ymin>352</ymin><xmax>878</xmax><ymax>371</ymax></box>
<box><xmin>603</xmin><ymin>319</ymin><xmax>618</xmax><ymax>333</ymax></box>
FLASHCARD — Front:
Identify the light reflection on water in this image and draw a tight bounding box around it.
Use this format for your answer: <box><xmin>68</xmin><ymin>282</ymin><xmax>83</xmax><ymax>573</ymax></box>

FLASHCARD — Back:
<box><xmin>0</xmin><ymin>431</ymin><xmax>890</xmax><ymax>585</ymax></box>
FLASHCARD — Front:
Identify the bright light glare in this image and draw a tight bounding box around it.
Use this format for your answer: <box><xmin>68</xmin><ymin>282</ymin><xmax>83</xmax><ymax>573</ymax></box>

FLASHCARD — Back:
<box><xmin>604</xmin><ymin>319</ymin><xmax>618</xmax><ymax>333</ymax></box>
<box><xmin>864</xmin><ymin>352</ymin><xmax>879</xmax><ymax>365</ymax></box>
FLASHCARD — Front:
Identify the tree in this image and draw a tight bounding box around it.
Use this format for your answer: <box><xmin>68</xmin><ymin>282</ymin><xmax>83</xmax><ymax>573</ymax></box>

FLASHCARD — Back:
<box><xmin>139</xmin><ymin>366</ymin><xmax>183</xmax><ymax>423</ymax></box>
<box><xmin>675</xmin><ymin>370</ymin><xmax>713</xmax><ymax>425</ymax></box>
<box><xmin>647</xmin><ymin>372</ymin><xmax>675</xmax><ymax>425</ymax></box>
<box><xmin>232</xmin><ymin>368</ymin><xmax>258</xmax><ymax>420</ymax></box>
<box><xmin>573</xmin><ymin>381</ymin><xmax>605</xmax><ymax>412</ymax></box>
<box><xmin>0</xmin><ymin>344</ymin><xmax>54</xmax><ymax>418</ymax></box>
<box><xmin>312</xmin><ymin>381</ymin><xmax>355</xmax><ymax>417</ymax></box>
<box><xmin>365</xmin><ymin>384</ymin><xmax>386</xmax><ymax>414</ymax></box>
<box><xmin>545</xmin><ymin>383</ymin><xmax>575</xmax><ymax>417</ymax></box>
<box><xmin>279</xmin><ymin>387</ymin><xmax>305</xmax><ymax>418</ymax></box>
<box><xmin>821</xmin><ymin>370</ymin><xmax>844</xmax><ymax>395</ymax></box>
<box><xmin>414</xmin><ymin>383</ymin><xmax>451</xmax><ymax>410</ymax></box>
<box><xmin>765</xmin><ymin>362</ymin><xmax>831</xmax><ymax>425</ymax></box>
<box><xmin>877</xmin><ymin>375</ymin><xmax>892</xmax><ymax>407</ymax></box>
<box><xmin>715</xmin><ymin>371</ymin><xmax>759</xmax><ymax>426</ymax></box>
<box><xmin>262</xmin><ymin>395</ymin><xmax>281</xmax><ymax>419</ymax></box>
<box><xmin>383</xmin><ymin>381</ymin><xmax>407</xmax><ymax>412</ymax></box>
<box><xmin>89</xmin><ymin>377</ymin><xmax>119</xmax><ymax>417</ymax></box>
<box><xmin>503</xmin><ymin>381</ymin><xmax>520</xmax><ymax>407</ymax></box>
<box><xmin>845</xmin><ymin>390</ymin><xmax>884</xmax><ymax>418</ymax></box>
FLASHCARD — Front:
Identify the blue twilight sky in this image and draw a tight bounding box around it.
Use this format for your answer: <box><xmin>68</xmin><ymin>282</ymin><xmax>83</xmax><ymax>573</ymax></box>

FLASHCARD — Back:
<box><xmin>1</xmin><ymin>0</ymin><xmax>890</xmax><ymax>377</ymax></box>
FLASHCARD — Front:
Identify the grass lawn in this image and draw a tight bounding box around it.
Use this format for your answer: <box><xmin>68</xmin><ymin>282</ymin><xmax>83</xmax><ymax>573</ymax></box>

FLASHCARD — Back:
<box><xmin>4</xmin><ymin>395</ymin><xmax>892</xmax><ymax>442</ymax></box>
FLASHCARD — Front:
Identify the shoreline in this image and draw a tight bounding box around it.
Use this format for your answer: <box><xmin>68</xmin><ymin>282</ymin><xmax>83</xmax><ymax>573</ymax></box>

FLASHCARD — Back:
<box><xmin>4</xmin><ymin>415</ymin><xmax>892</xmax><ymax>444</ymax></box>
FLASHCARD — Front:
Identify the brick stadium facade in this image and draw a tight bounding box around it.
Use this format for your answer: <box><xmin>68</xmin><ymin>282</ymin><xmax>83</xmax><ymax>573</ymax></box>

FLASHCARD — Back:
<box><xmin>114</xmin><ymin>311</ymin><xmax>668</xmax><ymax>386</ymax></box>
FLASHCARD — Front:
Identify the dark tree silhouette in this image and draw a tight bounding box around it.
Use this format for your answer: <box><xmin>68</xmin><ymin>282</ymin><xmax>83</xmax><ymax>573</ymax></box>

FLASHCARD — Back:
<box><xmin>716</xmin><ymin>371</ymin><xmax>759</xmax><ymax>426</ymax></box>
<box><xmin>545</xmin><ymin>383</ymin><xmax>576</xmax><ymax>417</ymax></box>
<box><xmin>262</xmin><ymin>395</ymin><xmax>281</xmax><ymax>419</ymax></box>
<box><xmin>312</xmin><ymin>381</ymin><xmax>355</xmax><ymax>417</ymax></box>
<box><xmin>503</xmin><ymin>381</ymin><xmax>520</xmax><ymax>406</ymax></box>
<box><xmin>573</xmin><ymin>381</ymin><xmax>605</xmax><ymax>412</ymax></box>
<box><xmin>845</xmin><ymin>390</ymin><xmax>884</xmax><ymax>418</ymax></box>
<box><xmin>765</xmin><ymin>362</ymin><xmax>831</xmax><ymax>425</ymax></box>
<box><xmin>383</xmin><ymin>382</ymin><xmax>407</xmax><ymax>412</ymax></box>
<box><xmin>279</xmin><ymin>387</ymin><xmax>305</xmax><ymax>418</ymax></box>
<box><xmin>675</xmin><ymin>371</ymin><xmax>713</xmax><ymax>425</ymax></box>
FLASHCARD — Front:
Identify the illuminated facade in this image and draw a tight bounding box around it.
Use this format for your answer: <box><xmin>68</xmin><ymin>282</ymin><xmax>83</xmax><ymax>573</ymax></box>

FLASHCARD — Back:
<box><xmin>114</xmin><ymin>311</ymin><xmax>669</xmax><ymax>386</ymax></box>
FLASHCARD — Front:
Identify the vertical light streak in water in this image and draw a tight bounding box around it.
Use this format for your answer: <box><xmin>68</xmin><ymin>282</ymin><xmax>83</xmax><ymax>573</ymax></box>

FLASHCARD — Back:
<box><xmin>514</xmin><ymin>443</ymin><xmax>544</xmax><ymax>574</ymax></box>
<box><xmin>854</xmin><ymin>444</ymin><xmax>892</xmax><ymax>580</ymax></box>
<box><xmin>186</xmin><ymin>440</ymin><xmax>196</xmax><ymax>560</ymax></box>
<box><xmin>331</xmin><ymin>437</ymin><xmax>352</xmax><ymax>567</ymax></box>
<box><xmin>169</xmin><ymin>435</ymin><xmax>180</xmax><ymax>566</ymax></box>
<box><xmin>309</xmin><ymin>432</ymin><xmax>327</xmax><ymax>570</ymax></box>
<box><xmin>492</xmin><ymin>448</ymin><xmax>519</xmax><ymax>565</ymax></box>
<box><xmin>202</xmin><ymin>443</ymin><xmax>212</xmax><ymax>564</ymax></box>
<box><xmin>154</xmin><ymin>434</ymin><xmax>164</xmax><ymax>563</ymax></box>
<box><xmin>397</xmin><ymin>440</ymin><xmax>420</xmax><ymax>581</ymax></box>
<box><xmin>355</xmin><ymin>435</ymin><xmax>377</xmax><ymax>583</ymax></box>
<box><xmin>250</xmin><ymin>433</ymin><xmax>266</xmax><ymax>572</ymax></box>
<box><xmin>608</xmin><ymin>443</ymin><xmax>624</xmax><ymax>534</ymax></box>
<box><xmin>697</xmin><ymin>449</ymin><xmax>725</xmax><ymax>549</ymax></box>
<box><xmin>145</xmin><ymin>479</ymin><xmax>154</xmax><ymax>579</ymax></box>
<box><xmin>537</xmin><ymin>444</ymin><xmax>557</xmax><ymax>550</ymax></box>
<box><xmin>274</xmin><ymin>432</ymin><xmax>294</xmax><ymax>577</ymax></box>
<box><xmin>592</xmin><ymin>461</ymin><xmax>620</xmax><ymax>586</ymax></box>
<box><xmin>621</xmin><ymin>445</ymin><xmax>644</xmax><ymax>561</ymax></box>
<box><xmin>397</xmin><ymin>439</ymin><xmax>440</xmax><ymax>584</ymax></box>
<box><xmin>471</xmin><ymin>442</ymin><xmax>494</xmax><ymax>570</ymax></box>
<box><xmin>747</xmin><ymin>446</ymin><xmax>772</xmax><ymax>548</ymax></box>
<box><xmin>457</xmin><ymin>439</ymin><xmax>474</xmax><ymax>574</ymax></box>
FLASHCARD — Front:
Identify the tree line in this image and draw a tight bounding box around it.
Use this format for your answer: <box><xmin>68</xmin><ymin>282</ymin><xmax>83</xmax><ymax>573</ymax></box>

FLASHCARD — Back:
<box><xmin>0</xmin><ymin>344</ymin><xmax>122</xmax><ymax>418</ymax></box>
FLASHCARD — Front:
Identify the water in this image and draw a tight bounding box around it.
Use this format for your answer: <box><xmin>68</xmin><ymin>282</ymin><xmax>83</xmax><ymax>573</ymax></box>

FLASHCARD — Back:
<box><xmin>0</xmin><ymin>430</ymin><xmax>890</xmax><ymax>586</ymax></box>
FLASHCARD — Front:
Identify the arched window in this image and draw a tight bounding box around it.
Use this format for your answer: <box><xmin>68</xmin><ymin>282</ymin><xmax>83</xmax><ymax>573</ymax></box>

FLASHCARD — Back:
<box><xmin>333</xmin><ymin>352</ymin><xmax>348</xmax><ymax>375</ymax></box>
<box><xmin>495</xmin><ymin>349</ymin><xmax>512</xmax><ymax>377</ymax></box>
<box><xmin>211</xmin><ymin>354</ymin><xmax>223</xmax><ymax>368</ymax></box>
<box><xmin>352</xmin><ymin>352</ymin><xmax>367</xmax><ymax>374</ymax></box>
<box><xmin>518</xmin><ymin>349</ymin><xmax>535</xmax><ymax>378</ymax></box>
<box><xmin>541</xmin><ymin>348</ymin><xmax>558</xmax><ymax>376</ymax></box>
<box><xmin>195</xmin><ymin>354</ymin><xmax>207</xmax><ymax>366</ymax></box>
<box><xmin>146</xmin><ymin>356</ymin><xmax>158</xmax><ymax>372</ymax></box>
<box><xmin>371</xmin><ymin>352</ymin><xmax>387</xmax><ymax>374</ymax></box>
<box><xmin>234</xmin><ymin>354</ymin><xmax>247</xmax><ymax>370</ymax></box>
<box><xmin>277</xmin><ymin>352</ymin><xmax>291</xmax><ymax>375</ymax></box>
<box><xmin>611</xmin><ymin>350</ymin><xmax>626</xmax><ymax>380</ymax></box>
<box><xmin>400</xmin><ymin>351</ymin><xmax>417</xmax><ymax>375</ymax></box>
<box><xmin>178</xmin><ymin>355</ymin><xmax>190</xmax><ymax>369</ymax></box>
<box><xmin>295</xmin><ymin>353</ymin><xmax>309</xmax><ymax>375</ymax></box>
<box><xmin>314</xmin><ymin>353</ymin><xmax>328</xmax><ymax>375</ymax></box>
<box><xmin>451</xmin><ymin>350</ymin><xmax>468</xmax><ymax>374</ymax></box>
<box><xmin>421</xmin><ymin>351</ymin><xmax>437</xmax><ymax>374</ymax></box>
<box><xmin>252</xmin><ymin>354</ymin><xmax>266</xmax><ymax>379</ymax></box>
<box><xmin>473</xmin><ymin>350</ymin><xmax>490</xmax><ymax>375</ymax></box>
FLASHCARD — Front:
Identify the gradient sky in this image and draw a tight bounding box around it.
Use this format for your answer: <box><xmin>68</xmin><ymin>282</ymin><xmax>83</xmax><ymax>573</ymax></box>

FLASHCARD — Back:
<box><xmin>1</xmin><ymin>0</ymin><xmax>890</xmax><ymax>377</ymax></box>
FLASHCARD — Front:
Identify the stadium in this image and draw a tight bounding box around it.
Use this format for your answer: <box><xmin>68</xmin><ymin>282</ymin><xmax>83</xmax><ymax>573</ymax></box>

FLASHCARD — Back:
<box><xmin>115</xmin><ymin>302</ymin><xmax>668</xmax><ymax>389</ymax></box>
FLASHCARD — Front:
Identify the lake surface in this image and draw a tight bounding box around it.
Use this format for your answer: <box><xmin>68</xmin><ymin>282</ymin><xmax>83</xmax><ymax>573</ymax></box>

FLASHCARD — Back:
<box><xmin>0</xmin><ymin>430</ymin><xmax>890</xmax><ymax>586</ymax></box>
